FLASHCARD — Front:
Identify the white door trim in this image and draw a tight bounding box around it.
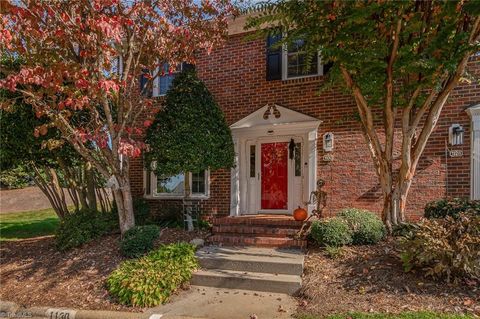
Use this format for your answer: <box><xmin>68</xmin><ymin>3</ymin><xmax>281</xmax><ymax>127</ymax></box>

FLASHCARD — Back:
<box><xmin>466</xmin><ymin>104</ymin><xmax>480</xmax><ymax>200</ymax></box>
<box><xmin>229</xmin><ymin>104</ymin><xmax>321</xmax><ymax>216</ymax></box>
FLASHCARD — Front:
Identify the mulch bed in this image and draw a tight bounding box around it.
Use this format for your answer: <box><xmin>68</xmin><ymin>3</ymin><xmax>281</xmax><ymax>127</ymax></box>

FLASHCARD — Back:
<box><xmin>298</xmin><ymin>238</ymin><xmax>480</xmax><ymax>317</ymax></box>
<box><xmin>0</xmin><ymin>228</ymin><xmax>209</xmax><ymax>311</ymax></box>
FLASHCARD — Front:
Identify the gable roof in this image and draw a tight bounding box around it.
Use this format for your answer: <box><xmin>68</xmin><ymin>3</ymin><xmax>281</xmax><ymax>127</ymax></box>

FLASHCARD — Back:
<box><xmin>230</xmin><ymin>104</ymin><xmax>321</xmax><ymax>130</ymax></box>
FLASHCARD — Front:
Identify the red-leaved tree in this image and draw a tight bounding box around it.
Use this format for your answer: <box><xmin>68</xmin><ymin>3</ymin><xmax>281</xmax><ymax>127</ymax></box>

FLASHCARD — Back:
<box><xmin>0</xmin><ymin>0</ymin><xmax>233</xmax><ymax>234</ymax></box>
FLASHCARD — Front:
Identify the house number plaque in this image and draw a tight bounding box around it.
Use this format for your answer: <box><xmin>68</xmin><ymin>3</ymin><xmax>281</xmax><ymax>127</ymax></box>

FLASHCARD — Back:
<box><xmin>323</xmin><ymin>154</ymin><xmax>334</xmax><ymax>162</ymax></box>
<box><xmin>449</xmin><ymin>150</ymin><xmax>463</xmax><ymax>158</ymax></box>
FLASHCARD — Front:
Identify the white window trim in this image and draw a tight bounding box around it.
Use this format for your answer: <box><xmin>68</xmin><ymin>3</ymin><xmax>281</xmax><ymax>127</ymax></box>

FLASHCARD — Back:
<box><xmin>145</xmin><ymin>169</ymin><xmax>210</xmax><ymax>200</ymax></box>
<box><xmin>282</xmin><ymin>43</ymin><xmax>323</xmax><ymax>81</ymax></box>
<box><xmin>152</xmin><ymin>63</ymin><xmax>183</xmax><ymax>97</ymax></box>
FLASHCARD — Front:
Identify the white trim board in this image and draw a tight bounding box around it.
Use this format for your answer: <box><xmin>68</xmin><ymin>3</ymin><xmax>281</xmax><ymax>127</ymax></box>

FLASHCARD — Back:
<box><xmin>466</xmin><ymin>104</ymin><xmax>480</xmax><ymax>200</ymax></box>
<box><xmin>229</xmin><ymin>104</ymin><xmax>321</xmax><ymax>216</ymax></box>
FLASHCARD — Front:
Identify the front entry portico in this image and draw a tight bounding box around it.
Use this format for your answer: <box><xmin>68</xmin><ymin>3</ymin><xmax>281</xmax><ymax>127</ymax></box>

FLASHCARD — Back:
<box><xmin>229</xmin><ymin>104</ymin><xmax>321</xmax><ymax>216</ymax></box>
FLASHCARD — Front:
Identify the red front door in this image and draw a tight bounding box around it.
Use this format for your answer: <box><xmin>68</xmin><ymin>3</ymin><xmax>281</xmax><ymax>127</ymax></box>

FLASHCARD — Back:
<box><xmin>261</xmin><ymin>142</ymin><xmax>288</xmax><ymax>210</ymax></box>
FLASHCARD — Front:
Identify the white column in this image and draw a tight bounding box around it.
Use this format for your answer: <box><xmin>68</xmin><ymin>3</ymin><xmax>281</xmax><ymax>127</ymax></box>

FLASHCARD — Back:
<box><xmin>230</xmin><ymin>137</ymin><xmax>240</xmax><ymax>216</ymax></box>
<box><xmin>307</xmin><ymin>129</ymin><xmax>318</xmax><ymax>214</ymax></box>
<box><xmin>467</xmin><ymin>105</ymin><xmax>480</xmax><ymax>200</ymax></box>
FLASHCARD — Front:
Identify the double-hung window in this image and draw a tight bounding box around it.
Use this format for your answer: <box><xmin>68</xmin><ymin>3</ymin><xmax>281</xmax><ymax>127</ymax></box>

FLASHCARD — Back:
<box><xmin>283</xmin><ymin>39</ymin><xmax>322</xmax><ymax>79</ymax></box>
<box><xmin>155</xmin><ymin>63</ymin><xmax>183</xmax><ymax>96</ymax></box>
<box><xmin>141</xmin><ymin>63</ymin><xmax>185</xmax><ymax>97</ymax></box>
<box><xmin>283</xmin><ymin>38</ymin><xmax>322</xmax><ymax>80</ymax></box>
<box><xmin>266</xmin><ymin>32</ymin><xmax>324</xmax><ymax>81</ymax></box>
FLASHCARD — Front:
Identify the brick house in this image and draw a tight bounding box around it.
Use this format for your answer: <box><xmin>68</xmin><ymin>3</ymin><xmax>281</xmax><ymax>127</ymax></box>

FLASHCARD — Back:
<box><xmin>130</xmin><ymin>16</ymin><xmax>480</xmax><ymax>227</ymax></box>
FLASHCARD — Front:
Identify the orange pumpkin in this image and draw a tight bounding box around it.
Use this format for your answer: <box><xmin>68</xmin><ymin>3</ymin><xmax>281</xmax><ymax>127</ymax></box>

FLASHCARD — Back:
<box><xmin>293</xmin><ymin>206</ymin><xmax>308</xmax><ymax>221</ymax></box>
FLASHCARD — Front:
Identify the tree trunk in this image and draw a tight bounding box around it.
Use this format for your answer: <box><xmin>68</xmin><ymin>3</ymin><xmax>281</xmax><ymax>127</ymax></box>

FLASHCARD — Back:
<box><xmin>85</xmin><ymin>163</ymin><xmax>97</xmax><ymax>211</ymax></box>
<box><xmin>380</xmin><ymin>165</ymin><xmax>414</xmax><ymax>232</ymax></box>
<box><xmin>393</xmin><ymin>176</ymin><xmax>413</xmax><ymax>223</ymax></box>
<box><xmin>382</xmin><ymin>190</ymin><xmax>394</xmax><ymax>232</ymax></box>
<box><xmin>112</xmin><ymin>176</ymin><xmax>135</xmax><ymax>236</ymax></box>
<box><xmin>30</xmin><ymin>164</ymin><xmax>70</xmax><ymax>219</ymax></box>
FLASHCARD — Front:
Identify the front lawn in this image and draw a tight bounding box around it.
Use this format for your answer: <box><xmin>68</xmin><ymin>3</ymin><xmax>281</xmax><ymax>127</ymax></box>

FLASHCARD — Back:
<box><xmin>299</xmin><ymin>312</ymin><xmax>475</xmax><ymax>319</ymax></box>
<box><xmin>0</xmin><ymin>208</ymin><xmax>59</xmax><ymax>241</ymax></box>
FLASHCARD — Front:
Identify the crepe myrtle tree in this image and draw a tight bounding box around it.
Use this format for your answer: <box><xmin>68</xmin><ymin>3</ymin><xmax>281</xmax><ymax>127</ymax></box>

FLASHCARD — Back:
<box><xmin>0</xmin><ymin>95</ymin><xmax>112</xmax><ymax>217</ymax></box>
<box><xmin>1</xmin><ymin>57</ymin><xmax>112</xmax><ymax>217</ymax></box>
<box><xmin>248</xmin><ymin>0</ymin><xmax>480</xmax><ymax>230</ymax></box>
<box><xmin>0</xmin><ymin>0</ymin><xmax>233</xmax><ymax>235</ymax></box>
<box><xmin>144</xmin><ymin>69</ymin><xmax>234</xmax><ymax>230</ymax></box>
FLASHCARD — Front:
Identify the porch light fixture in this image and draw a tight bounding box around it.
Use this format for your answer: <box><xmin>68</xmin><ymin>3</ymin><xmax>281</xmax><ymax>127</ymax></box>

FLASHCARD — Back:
<box><xmin>323</xmin><ymin>132</ymin><xmax>334</xmax><ymax>152</ymax></box>
<box><xmin>449</xmin><ymin>124</ymin><xmax>464</xmax><ymax>146</ymax></box>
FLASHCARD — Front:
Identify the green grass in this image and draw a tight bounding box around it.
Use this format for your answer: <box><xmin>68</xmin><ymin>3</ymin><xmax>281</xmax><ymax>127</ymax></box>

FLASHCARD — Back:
<box><xmin>0</xmin><ymin>208</ymin><xmax>59</xmax><ymax>241</ymax></box>
<box><xmin>298</xmin><ymin>312</ymin><xmax>475</xmax><ymax>319</ymax></box>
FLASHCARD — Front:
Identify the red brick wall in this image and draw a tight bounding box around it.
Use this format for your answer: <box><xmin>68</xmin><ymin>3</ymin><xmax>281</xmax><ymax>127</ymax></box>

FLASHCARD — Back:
<box><xmin>130</xmin><ymin>33</ymin><xmax>479</xmax><ymax>221</ymax></box>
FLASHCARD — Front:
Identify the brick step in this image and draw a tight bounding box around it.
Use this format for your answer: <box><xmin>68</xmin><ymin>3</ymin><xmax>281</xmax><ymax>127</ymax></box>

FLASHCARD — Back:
<box><xmin>191</xmin><ymin>268</ymin><xmax>301</xmax><ymax>294</ymax></box>
<box><xmin>212</xmin><ymin>217</ymin><xmax>305</xmax><ymax>228</ymax></box>
<box><xmin>208</xmin><ymin>234</ymin><xmax>307</xmax><ymax>249</ymax></box>
<box><xmin>197</xmin><ymin>246</ymin><xmax>304</xmax><ymax>275</ymax></box>
<box><xmin>212</xmin><ymin>225</ymin><xmax>299</xmax><ymax>238</ymax></box>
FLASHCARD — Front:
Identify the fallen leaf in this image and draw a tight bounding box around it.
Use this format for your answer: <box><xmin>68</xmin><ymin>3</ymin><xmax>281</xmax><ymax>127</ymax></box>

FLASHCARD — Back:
<box><xmin>463</xmin><ymin>299</ymin><xmax>474</xmax><ymax>306</ymax></box>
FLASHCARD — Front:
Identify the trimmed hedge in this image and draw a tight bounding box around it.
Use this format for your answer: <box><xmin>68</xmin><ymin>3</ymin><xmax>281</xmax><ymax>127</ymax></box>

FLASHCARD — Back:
<box><xmin>424</xmin><ymin>198</ymin><xmax>480</xmax><ymax>219</ymax></box>
<box><xmin>311</xmin><ymin>218</ymin><xmax>353</xmax><ymax>247</ymax></box>
<box><xmin>55</xmin><ymin>209</ymin><xmax>118</xmax><ymax>251</ymax></box>
<box><xmin>120</xmin><ymin>225</ymin><xmax>160</xmax><ymax>258</ymax></box>
<box><xmin>310</xmin><ymin>209</ymin><xmax>385</xmax><ymax>247</ymax></box>
<box><xmin>107</xmin><ymin>243</ymin><xmax>198</xmax><ymax>307</ymax></box>
<box><xmin>338</xmin><ymin>208</ymin><xmax>385</xmax><ymax>245</ymax></box>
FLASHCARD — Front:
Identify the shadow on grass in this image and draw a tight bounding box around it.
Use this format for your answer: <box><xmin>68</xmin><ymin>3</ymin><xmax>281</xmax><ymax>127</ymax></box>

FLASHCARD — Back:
<box><xmin>0</xmin><ymin>217</ymin><xmax>59</xmax><ymax>240</ymax></box>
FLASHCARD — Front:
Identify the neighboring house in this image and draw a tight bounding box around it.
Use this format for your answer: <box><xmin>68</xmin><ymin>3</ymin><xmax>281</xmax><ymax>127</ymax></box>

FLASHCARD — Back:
<box><xmin>130</xmin><ymin>16</ymin><xmax>480</xmax><ymax>223</ymax></box>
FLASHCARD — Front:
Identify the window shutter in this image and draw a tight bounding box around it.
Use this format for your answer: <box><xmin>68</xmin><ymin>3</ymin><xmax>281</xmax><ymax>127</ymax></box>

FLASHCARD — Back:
<box><xmin>266</xmin><ymin>33</ymin><xmax>282</xmax><ymax>81</ymax></box>
<box><xmin>139</xmin><ymin>69</ymin><xmax>152</xmax><ymax>97</ymax></box>
<box><xmin>323</xmin><ymin>61</ymin><xmax>334</xmax><ymax>75</ymax></box>
<box><xmin>145</xmin><ymin>167</ymin><xmax>152</xmax><ymax>196</ymax></box>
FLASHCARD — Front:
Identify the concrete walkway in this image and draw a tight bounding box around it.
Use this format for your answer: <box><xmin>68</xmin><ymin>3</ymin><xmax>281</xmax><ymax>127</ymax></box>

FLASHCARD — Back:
<box><xmin>149</xmin><ymin>286</ymin><xmax>297</xmax><ymax>319</ymax></box>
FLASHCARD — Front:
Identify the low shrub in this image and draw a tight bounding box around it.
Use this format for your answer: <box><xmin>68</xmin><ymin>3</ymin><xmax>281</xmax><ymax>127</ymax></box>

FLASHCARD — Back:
<box><xmin>120</xmin><ymin>225</ymin><xmax>160</xmax><ymax>258</ymax></box>
<box><xmin>400</xmin><ymin>213</ymin><xmax>480</xmax><ymax>282</ymax></box>
<box><xmin>392</xmin><ymin>222</ymin><xmax>418</xmax><ymax>238</ymax></box>
<box><xmin>338</xmin><ymin>208</ymin><xmax>386</xmax><ymax>245</ymax></box>
<box><xmin>311</xmin><ymin>218</ymin><xmax>353</xmax><ymax>247</ymax></box>
<box><xmin>424</xmin><ymin>198</ymin><xmax>479</xmax><ymax>219</ymax></box>
<box><xmin>107</xmin><ymin>243</ymin><xmax>198</xmax><ymax>307</ymax></box>
<box><xmin>132</xmin><ymin>198</ymin><xmax>151</xmax><ymax>225</ymax></box>
<box><xmin>197</xmin><ymin>219</ymin><xmax>212</xmax><ymax>230</ymax></box>
<box><xmin>55</xmin><ymin>209</ymin><xmax>118</xmax><ymax>251</ymax></box>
